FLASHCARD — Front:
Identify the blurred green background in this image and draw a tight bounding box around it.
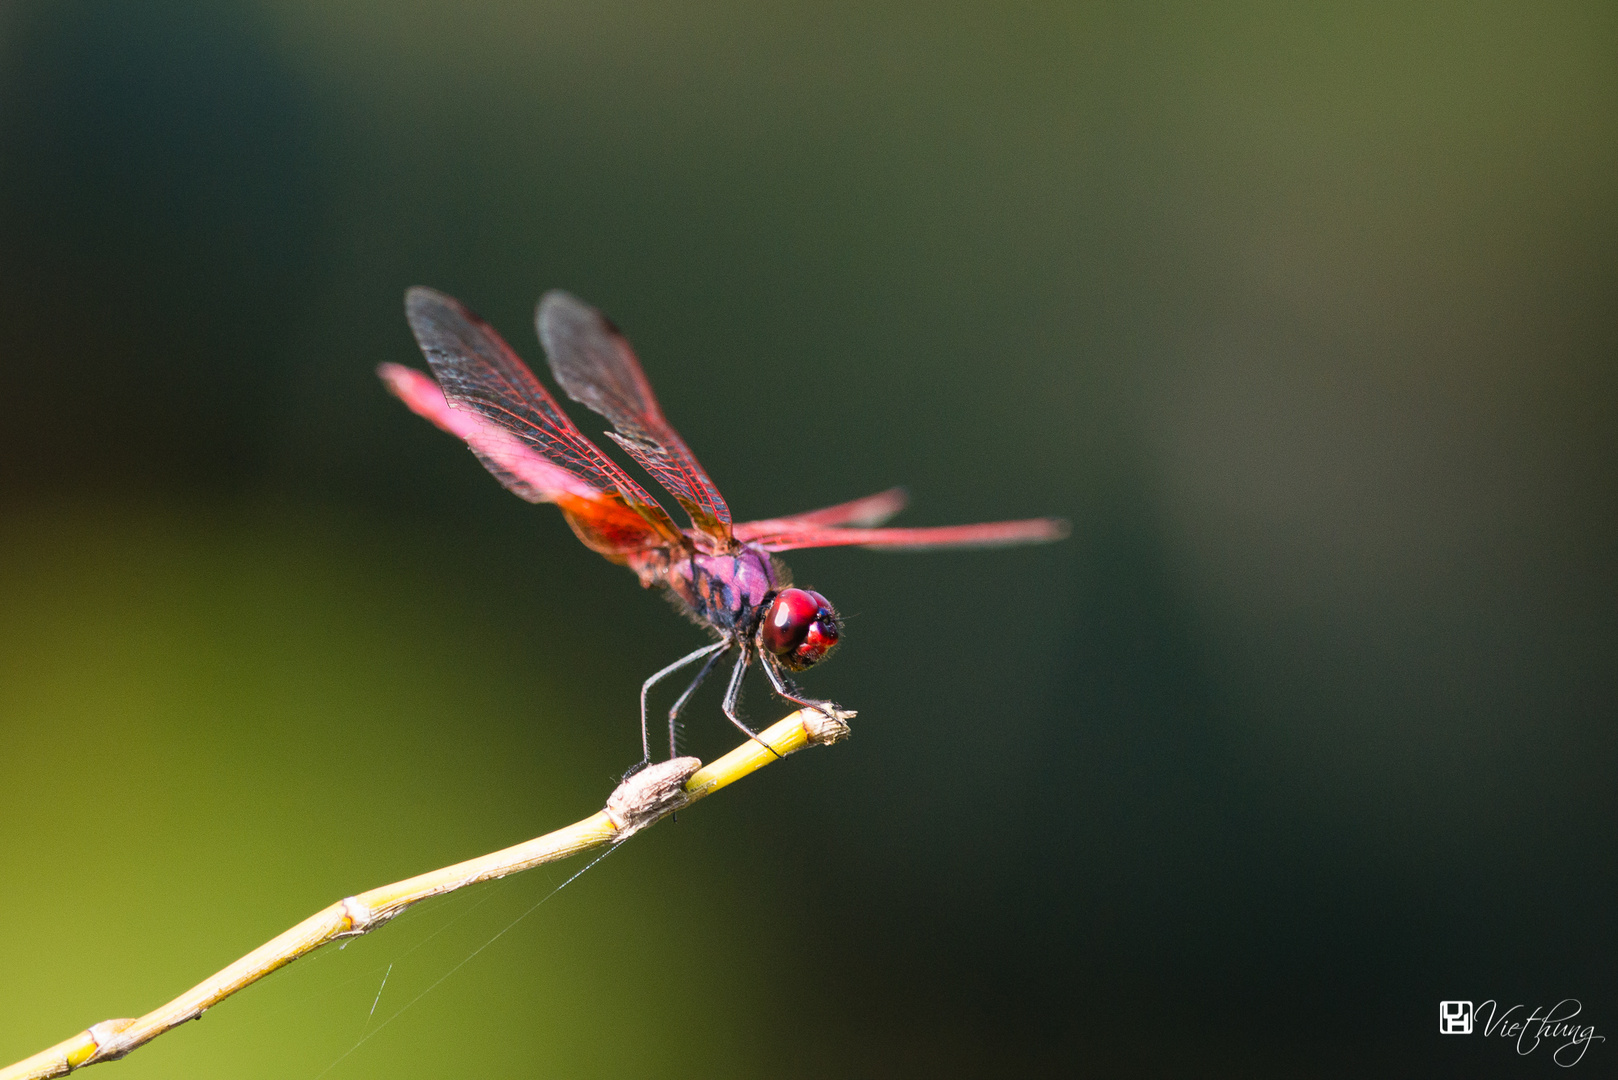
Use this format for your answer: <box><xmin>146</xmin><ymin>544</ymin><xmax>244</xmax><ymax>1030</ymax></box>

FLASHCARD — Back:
<box><xmin>2</xmin><ymin>2</ymin><xmax>1614</xmax><ymax>1076</ymax></box>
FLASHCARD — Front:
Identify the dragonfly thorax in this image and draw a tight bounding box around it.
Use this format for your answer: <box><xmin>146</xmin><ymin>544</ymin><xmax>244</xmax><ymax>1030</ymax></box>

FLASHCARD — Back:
<box><xmin>639</xmin><ymin>544</ymin><xmax>840</xmax><ymax>669</ymax></box>
<box><xmin>652</xmin><ymin>542</ymin><xmax>788</xmax><ymax>635</ymax></box>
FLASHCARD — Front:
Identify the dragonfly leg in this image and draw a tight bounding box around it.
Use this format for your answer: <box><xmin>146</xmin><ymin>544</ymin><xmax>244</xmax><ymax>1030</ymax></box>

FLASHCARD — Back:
<box><xmin>761</xmin><ymin>658</ymin><xmax>843</xmax><ymax>724</ymax></box>
<box><xmin>636</xmin><ymin>640</ymin><xmax>729</xmax><ymax>772</ymax></box>
<box><xmin>666</xmin><ymin>641</ymin><xmax>732</xmax><ymax>758</ymax></box>
<box><xmin>720</xmin><ymin>647</ymin><xmax>783</xmax><ymax>760</ymax></box>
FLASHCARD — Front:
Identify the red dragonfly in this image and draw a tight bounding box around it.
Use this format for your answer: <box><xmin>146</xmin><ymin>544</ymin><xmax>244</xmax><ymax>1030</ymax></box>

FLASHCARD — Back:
<box><xmin>380</xmin><ymin>288</ymin><xmax>1068</xmax><ymax>768</ymax></box>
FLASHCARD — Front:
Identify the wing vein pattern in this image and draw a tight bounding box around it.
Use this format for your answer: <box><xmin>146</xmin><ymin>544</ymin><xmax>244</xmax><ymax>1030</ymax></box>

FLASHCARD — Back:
<box><xmin>538</xmin><ymin>291</ymin><xmax>734</xmax><ymax>551</ymax></box>
<box><xmin>397</xmin><ymin>287</ymin><xmax>683</xmax><ymax>558</ymax></box>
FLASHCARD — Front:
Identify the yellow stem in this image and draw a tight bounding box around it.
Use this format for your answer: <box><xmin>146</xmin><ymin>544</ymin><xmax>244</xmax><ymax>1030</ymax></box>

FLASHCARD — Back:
<box><xmin>0</xmin><ymin>707</ymin><xmax>851</xmax><ymax>1080</ymax></box>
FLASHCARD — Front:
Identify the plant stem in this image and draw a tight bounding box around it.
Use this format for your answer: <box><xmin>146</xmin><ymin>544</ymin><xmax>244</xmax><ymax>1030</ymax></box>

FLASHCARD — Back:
<box><xmin>1</xmin><ymin>707</ymin><xmax>851</xmax><ymax>1080</ymax></box>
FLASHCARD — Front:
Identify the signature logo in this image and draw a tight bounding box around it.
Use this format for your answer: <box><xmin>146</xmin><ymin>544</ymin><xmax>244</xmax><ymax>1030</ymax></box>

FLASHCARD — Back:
<box><xmin>1440</xmin><ymin>1000</ymin><xmax>1473</xmax><ymax>1034</ymax></box>
<box><xmin>1440</xmin><ymin>998</ymin><xmax>1605</xmax><ymax>1067</ymax></box>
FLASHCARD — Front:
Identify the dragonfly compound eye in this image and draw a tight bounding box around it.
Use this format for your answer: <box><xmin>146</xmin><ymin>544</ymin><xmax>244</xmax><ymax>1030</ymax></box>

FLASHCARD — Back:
<box><xmin>760</xmin><ymin>588</ymin><xmax>840</xmax><ymax>669</ymax></box>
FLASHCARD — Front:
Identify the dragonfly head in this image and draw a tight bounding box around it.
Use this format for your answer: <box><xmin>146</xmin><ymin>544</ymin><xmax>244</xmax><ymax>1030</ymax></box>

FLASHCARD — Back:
<box><xmin>758</xmin><ymin>588</ymin><xmax>840</xmax><ymax>671</ymax></box>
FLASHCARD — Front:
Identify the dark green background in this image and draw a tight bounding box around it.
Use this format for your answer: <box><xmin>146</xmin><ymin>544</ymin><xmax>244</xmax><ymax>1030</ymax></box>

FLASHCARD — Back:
<box><xmin>3</xmin><ymin>2</ymin><xmax>1614</xmax><ymax>1076</ymax></box>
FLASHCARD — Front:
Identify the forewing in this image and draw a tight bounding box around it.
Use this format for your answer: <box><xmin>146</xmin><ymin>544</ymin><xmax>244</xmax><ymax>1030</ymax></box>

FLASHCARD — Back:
<box><xmin>752</xmin><ymin>518</ymin><xmax>1070</xmax><ymax>553</ymax></box>
<box><xmin>537</xmin><ymin>291</ymin><xmax>734</xmax><ymax>550</ymax></box>
<box><xmin>733</xmin><ymin>487</ymin><xmax>908</xmax><ymax>542</ymax></box>
<box><xmin>392</xmin><ymin>288</ymin><xmax>683</xmax><ymax>558</ymax></box>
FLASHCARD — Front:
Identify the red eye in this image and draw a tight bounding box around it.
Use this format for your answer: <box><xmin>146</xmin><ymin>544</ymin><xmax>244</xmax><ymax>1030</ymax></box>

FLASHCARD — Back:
<box><xmin>760</xmin><ymin>588</ymin><xmax>839</xmax><ymax>668</ymax></box>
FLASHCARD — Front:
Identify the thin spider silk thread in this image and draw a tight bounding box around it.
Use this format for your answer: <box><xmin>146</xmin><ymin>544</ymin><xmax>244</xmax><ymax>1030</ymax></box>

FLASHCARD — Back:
<box><xmin>311</xmin><ymin>843</ymin><xmax>623</xmax><ymax>1079</ymax></box>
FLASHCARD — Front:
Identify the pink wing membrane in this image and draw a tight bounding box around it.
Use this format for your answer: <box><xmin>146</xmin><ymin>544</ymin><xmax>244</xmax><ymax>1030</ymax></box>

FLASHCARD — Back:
<box><xmin>405</xmin><ymin>289</ymin><xmax>673</xmax><ymax>522</ymax></box>
<box><xmin>381</xmin><ymin>360</ymin><xmax>684</xmax><ymax>558</ymax></box>
<box><xmin>380</xmin><ymin>363</ymin><xmax>601</xmax><ymax>504</ymax></box>
<box><xmin>733</xmin><ymin>487</ymin><xmax>909</xmax><ymax>542</ymax></box>
<box><xmin>388</xmin><ymin>287</ymin><xmax>693</xmax><ymax>558</ymax></box>
<box><xmin>390</xmin><ymin>288</ymin><xmax>1071</xmax><ymax>565</ymax></box>
<box><xmin>753</xmin><ymin>518</ymin><xmax>1070</xmax><ymax>553</ymax></box>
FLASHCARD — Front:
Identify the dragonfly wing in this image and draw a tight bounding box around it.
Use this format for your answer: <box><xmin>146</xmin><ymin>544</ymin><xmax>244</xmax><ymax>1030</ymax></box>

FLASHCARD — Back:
<box><xmin>390</xmin><ymin>288</ymin><xmax>684</xmax><ymax>559</ymax></box>
<box><xmin>537</xmin><ymin>291</ymin><xmax>734</xmax><ymax>551</ymax></box>
<box><xmin>383</xmin><ymin>363</ymin><xmax>594</xmax><ymax>503</ymax></box>
<box><xmin>751</xmin><ymin>518</ymin><xmax>1070</xmax><ymax>553</ymax></box>
<box><xmin>733</xmin><ymin>487</ymin><xmax>908</xmax><ymax>542</ymax></box>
